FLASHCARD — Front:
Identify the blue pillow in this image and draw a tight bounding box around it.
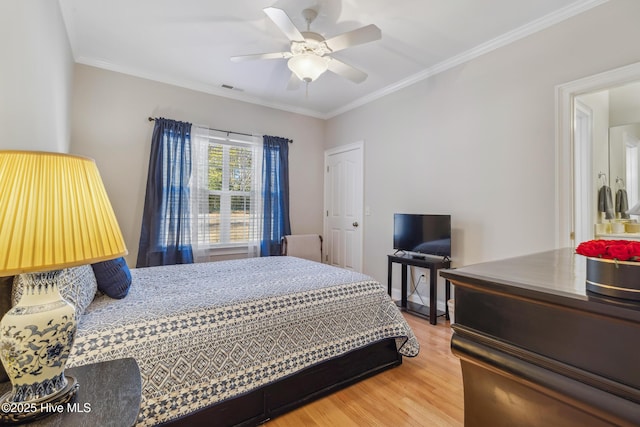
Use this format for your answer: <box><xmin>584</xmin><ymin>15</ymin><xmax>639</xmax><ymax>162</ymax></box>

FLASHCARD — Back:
<box><xmin>91</xmin><ymin>257</ymin><xmax>132</xmax><ymax>299</ymax></box>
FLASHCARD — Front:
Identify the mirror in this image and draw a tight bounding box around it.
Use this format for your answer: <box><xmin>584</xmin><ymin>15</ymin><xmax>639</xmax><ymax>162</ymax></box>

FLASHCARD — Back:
<box><xmin>573</xmin><ymin>80</ymin><xmax>640</xmax><ymax>241</ymax></box>
<box><xmin>609</xmin><ymin>123</ymin><xmax>640</xmax><ymax>211</ymax></box>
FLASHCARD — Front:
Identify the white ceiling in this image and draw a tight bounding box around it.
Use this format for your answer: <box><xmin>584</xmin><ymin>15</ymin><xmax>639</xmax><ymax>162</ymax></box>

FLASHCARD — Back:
<box><xmin>58</xmin><ymin>0</ymin><xmax>606</xmax><ymax>119</ymax></box>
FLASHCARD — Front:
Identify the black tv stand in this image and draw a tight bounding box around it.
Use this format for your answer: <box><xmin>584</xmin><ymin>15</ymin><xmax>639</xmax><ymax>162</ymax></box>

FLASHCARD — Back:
<box><xmin>387</xmin><ymin>253</ymin><xmax>451</xmax><ymax>325</ymax></box>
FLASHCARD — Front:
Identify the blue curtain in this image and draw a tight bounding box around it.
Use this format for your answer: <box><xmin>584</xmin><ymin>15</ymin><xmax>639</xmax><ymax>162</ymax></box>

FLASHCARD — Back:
<box><xmin>137</xmin><ymin>118</ymin><xmax>194</xmax><ymax>267</ymax></box>
<box><xmin>261</xmin><ymin>135</ymin><xmax>291</xmax><ymax>256</ymax></box>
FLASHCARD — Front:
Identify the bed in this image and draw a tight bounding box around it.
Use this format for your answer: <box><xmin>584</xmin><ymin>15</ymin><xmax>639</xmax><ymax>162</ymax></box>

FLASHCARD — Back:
<box><xmin>66</xmin><ymin>256</ymin><xmax>419</xmax><ymax>426</ymax></box>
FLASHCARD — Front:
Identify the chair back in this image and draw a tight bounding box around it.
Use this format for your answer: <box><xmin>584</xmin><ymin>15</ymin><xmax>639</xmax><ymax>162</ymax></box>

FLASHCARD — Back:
<box><xmin>281</xmin><ymin>234</ymin><xmax>323</xmax><ymax>262</ymax></box>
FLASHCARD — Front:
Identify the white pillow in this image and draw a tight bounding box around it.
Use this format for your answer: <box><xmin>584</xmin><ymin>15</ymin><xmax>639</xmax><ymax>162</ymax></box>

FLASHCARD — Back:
<box><xmin>12</xmin><ymin>265</ymin><xmax>98</xmax><ymax>319</ymax></box>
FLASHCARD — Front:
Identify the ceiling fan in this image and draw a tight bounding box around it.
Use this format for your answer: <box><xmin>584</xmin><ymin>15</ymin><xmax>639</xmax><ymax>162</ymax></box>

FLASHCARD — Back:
<box><xmin>231</xmin><ymin>7</ymin><xmax>381</xmax><ymax>88</ymax></box>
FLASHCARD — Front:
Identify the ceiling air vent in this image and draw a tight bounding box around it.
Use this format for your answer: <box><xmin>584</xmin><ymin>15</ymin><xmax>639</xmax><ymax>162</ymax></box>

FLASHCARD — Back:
<box><xmin>221</xmin><ymin>84</ymin><xmax>244</xmax><ymax>92</ymax></box>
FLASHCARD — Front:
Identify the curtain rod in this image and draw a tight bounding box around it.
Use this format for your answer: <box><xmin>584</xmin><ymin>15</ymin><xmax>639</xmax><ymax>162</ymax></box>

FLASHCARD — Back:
<box><xmin>148</xmin><ymin>117</ymin><xmax>292</xmax><ymax>143</ymax></box>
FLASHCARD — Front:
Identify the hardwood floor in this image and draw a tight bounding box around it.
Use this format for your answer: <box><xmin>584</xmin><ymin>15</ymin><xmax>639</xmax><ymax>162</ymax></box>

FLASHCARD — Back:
<box><xmin>266</xmin><ymin>314</ymin><xmax>464</xmax><ymax>426</ymax></box>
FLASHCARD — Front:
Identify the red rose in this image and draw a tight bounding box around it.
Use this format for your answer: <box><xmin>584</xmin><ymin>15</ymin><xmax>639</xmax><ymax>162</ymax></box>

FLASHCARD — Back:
<box><xmin>576</xmin><ymin>240</ymin><xmax>606</xmax><ymax>257</ymax></box>
<box><xmin>576</xmin><ymin>239</ymin><xmax>640</xmax><ymax>262</ymax></box>
<box><xmin>605</xmin><ymin>242</ymin><xmax>633</xmax><ymax>261</ymax></box>
<box><xmin>627</xmin><ymin>241</ymin><xmax>640</xmax><ymax>259</ymax></box>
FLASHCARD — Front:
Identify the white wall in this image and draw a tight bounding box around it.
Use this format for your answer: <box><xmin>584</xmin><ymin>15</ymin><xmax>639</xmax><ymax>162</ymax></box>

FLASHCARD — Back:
<box><xmin>0</xmin><ymin>0</ymin><xmax>74</xmax><ymax>152</ymax></box>
<box><xmin>325</xmin><ymin>0</ymin><xmax>640</xmax><ymax>303</ymax></box>
<box><xmin>70</xmin><ymin>65</ymin><xmax>325</xmax><ymax>266</ymax></box>
<box><xmin>610</xmin><ymin>81</ymin><xmax>640</xmax><ymax>126</ymax></box>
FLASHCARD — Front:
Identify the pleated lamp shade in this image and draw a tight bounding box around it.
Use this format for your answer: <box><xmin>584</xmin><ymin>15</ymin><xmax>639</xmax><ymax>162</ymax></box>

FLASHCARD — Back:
<box><xmin>0</xmin><ymin>151</ymin><xmax>127</xmax><ymax>275</ymax></box>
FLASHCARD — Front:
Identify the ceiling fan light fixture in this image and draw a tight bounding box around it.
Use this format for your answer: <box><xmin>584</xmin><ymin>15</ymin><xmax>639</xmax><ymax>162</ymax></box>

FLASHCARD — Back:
<box><xmin>288</xmin><ymin>54</ymin><xmax>329</xmax><ymax>82</ymax></box>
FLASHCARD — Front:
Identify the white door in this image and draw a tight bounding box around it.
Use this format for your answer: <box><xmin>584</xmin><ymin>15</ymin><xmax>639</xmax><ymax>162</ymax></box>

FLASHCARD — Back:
<box><xmin>574</xmin><ymin>99</ymin><xmax>593</xmax><ymax>244</ymax></box>
<box><xmin>324</xmin><ymin>142</ymin><xmax>363</xmax><ymax>272</ymax></box>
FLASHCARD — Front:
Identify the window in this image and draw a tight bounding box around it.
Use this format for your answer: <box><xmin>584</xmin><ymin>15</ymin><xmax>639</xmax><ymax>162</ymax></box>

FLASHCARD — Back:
<box><xmin>191</xmin><ymin>127</ymin><xmax>262</xmax><ymax>252</ymax></box>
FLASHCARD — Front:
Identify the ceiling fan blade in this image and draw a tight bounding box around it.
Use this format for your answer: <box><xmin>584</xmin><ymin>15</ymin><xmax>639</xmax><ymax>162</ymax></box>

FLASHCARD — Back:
<box><xmin>286</xmin><ymin>72</ymin><xmax>301</xmax><ymax>90</ymax></box>
<box><xmin>263</xmin><ymin>7</ymin><xmax>305</xmax><ymax>42</ymax></box>
<box><xmin>324</xmin><ymin>24</ymin><xmax>381</xmax><ymax>52</ymax></box>
<box><xmin>231</xmin><ymin>52</ymin><xmax>292</xmax><ymax>62</ymax></box>
<box><xmin>327</xmin><ymin>58</ymin><xmax>368</xmax><ymax>83</ymax></box>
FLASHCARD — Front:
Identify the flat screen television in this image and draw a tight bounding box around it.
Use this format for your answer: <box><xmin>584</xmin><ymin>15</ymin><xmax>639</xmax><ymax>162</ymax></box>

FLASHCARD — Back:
<box><xmin>393</xmin><ymin>214</ymin><xmax>451</xmax><ymax>258</ymax></box>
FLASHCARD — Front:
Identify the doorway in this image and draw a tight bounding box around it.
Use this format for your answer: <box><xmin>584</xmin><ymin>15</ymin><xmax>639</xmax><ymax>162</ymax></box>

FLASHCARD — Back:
<box><xmin>556</xmin><ymin>61</ymin><xmax>640</xmax><ymax>248</ymax></box>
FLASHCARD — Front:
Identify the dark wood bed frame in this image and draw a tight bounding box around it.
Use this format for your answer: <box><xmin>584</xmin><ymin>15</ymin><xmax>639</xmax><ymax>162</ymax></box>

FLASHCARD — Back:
<box><xmin>162</xmin><ymin>338</ymin><xmax>402</xmax><ymax>426</ymax></box>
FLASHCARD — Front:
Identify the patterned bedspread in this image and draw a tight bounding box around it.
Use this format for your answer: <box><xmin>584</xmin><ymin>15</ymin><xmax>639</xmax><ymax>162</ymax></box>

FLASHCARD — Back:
<box><xmin>67</xmin><ymin>256</ymin><xmax>419</xmax><ymax>426</ymax></box>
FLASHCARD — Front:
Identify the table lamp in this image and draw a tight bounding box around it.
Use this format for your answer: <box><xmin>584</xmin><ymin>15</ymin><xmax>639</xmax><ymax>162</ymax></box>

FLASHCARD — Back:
<box><xmin>0</xmin><ymin>151</ymin><xmax>127</xmax><ymax>423</ymax></box>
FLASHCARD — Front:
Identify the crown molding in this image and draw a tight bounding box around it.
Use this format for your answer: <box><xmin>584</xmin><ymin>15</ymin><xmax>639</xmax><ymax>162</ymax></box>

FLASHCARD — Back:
<box><xmin>324</xmin><ymin>0</ymin><xmax>610</xmax><ymax>119</ymax></box>
<box><xmin>75</xmin><ymin>57</ymin><xmax>328</xmax><ymax>120</ymax></box>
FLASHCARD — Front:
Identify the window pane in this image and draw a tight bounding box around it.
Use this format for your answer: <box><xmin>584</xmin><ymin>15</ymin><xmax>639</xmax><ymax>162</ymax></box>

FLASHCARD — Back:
<box><xmin>229</xmin><ymin>147</ymin><xmax>252</xmax><ymax>191</ymax></box>
<box><xmin>207</xmin><ymin>194</ymin><xmax>221</xmax><ymax>244</ymax></box>
<box><xmin>194</xmin><ymin>138</ymin><xmax>257</xmax><ymax>247</ymax></box>
<box><xmin>230</xmin><ymin>195</ymin><xmax>251</xmax><ymax>242</ymax></box>
<box><xmin>208</xmin><ymin>145</ymin><xmax>223</xmax><ymax>191</ymax></box>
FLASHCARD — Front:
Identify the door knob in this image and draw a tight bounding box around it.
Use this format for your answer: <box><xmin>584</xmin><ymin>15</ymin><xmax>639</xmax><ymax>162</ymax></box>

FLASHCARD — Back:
<box><xmin>352</xmin><ymin>221</ymin><xmax>359</xmax><ymax>228</ymax></box>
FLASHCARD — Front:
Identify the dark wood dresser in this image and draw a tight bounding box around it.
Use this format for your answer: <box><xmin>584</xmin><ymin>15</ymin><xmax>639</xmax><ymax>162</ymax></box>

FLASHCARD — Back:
<box><xmin>441</xmin><ymin>248</ymin><xmax>639</xmax><ymax>427</ymax></box>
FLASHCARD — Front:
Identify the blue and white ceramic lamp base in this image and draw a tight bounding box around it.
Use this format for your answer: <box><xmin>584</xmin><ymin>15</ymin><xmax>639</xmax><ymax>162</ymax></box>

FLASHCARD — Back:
<box><xmin>0</xmin><ymin>271</ymin><xmax>79</xmax><ymax>423</ymax></box>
